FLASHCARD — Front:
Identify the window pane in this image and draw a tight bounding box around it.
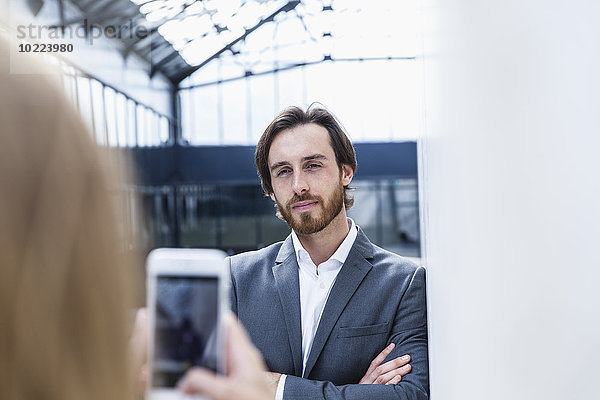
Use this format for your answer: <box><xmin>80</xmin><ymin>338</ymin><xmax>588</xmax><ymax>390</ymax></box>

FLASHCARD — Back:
<box><xmin>185</xmin><ymin>84</ymin><xmax>220</xmax><ymax>145</ymax></box>
<box><xmin>90</xmin><ymin>80</ymin><xmax>107</xmax><ymax>145</ymax></box>
<box><xmin>115</xmin><ymin>92</ymin><xmax>128</xmax><ymax>147</ymax></box>
<box><xmin>136</xmin><ymin>105</ymin><xmax>147</xmax><ymax>147</ymax></box>
<box><xmin>179</xmin><ymin>89</ymin><xmax>193</xmax><ymax>144</ymax></box>
<box><xmin>178</xmin><ymin>185</ymin><xmax>218</xmax><ymax>248</ymax></box>
<box><xmin>147</xmin><ymin>109</ymin><xmax>158</xmax><ymax>146</ymax></box>
<box><xmin>104</xmin><ymin>87</ymin><xmax>118</xmax><ymax>146</ymax></box>
<box><xmin>127</xmin><ymin>99</ymin><xmax>137</xmax><ymax>147</ymax></box>
<box><xmin>249</xmin><ymin>73</ymin><xmax>276</xmax><ymax>143</ymax></box>
<box><xmin>221</xmin><ymin>79</ymin><xmax>247</xmax><ymax>145</ymax></box>
<box><xmin>76</xmin><ymin>76</ymin><xmax>94</xmax><ymax>136</ymax></box>
<box><xmin>276</xmin><ymin>67</ymin><xmax>305</xmax><ymax>111</ymax></box>
<box><xmin>160</xmin><ymin>116</ymin><xmax>170</xmax><ymax>144</ymax></box>
<box><xmin>221</xmin><ymin>186</ymin><xmax>259</xmax><ymax>251</ymax></box>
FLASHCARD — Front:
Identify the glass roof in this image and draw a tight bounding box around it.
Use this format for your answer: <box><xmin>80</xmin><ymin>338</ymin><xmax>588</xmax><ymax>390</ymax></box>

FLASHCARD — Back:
<box><xmin>130</xmin><ymin>0</ymin><xmax>417</xmax><ymax>83</ymax></box>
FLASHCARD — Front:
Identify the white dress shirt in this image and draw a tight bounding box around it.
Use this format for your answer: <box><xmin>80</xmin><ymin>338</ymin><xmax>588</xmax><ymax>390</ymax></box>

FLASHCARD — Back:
<box><xmin>275</xmin><ymin>218</ymin><xmax>358</xmax><ymax>400</ymax></box>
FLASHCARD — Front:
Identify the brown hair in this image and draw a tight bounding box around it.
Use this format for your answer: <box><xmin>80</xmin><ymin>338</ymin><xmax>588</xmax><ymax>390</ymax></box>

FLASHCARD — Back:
<box><xmin>255</xmin><ymin>104</ymin><xmax>358</xmax><ymax>209</ymax></box>
<box><xmin>0</xmin><ymin>38</ymin><xmax>139</xmax><ymax>400</ymax></box>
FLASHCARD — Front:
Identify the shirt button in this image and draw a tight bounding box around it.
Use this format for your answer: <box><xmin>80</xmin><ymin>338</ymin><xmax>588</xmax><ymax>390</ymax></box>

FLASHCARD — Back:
<box><xmin>320</xmin><ymin>282</ymin><xmax>325</xmax><ymax>289</ymax></box>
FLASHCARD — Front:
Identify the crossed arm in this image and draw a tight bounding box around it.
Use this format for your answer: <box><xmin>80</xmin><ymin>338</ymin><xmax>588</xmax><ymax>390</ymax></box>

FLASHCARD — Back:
<box><xmin>246</xmin><ymin>267</ymin><xmax>429</xmax><ymax>400</ymax></box>
<box><xmin>266</xmin><ymin>342</ymin><xmax>411</xmax><ymax>385</ymax></box>
<box><xmin>278</xmin><ymin>323</ymin><xmax>428</xmax><ymax>400</ymax></box>
<box><xmin>180</xmin><ymin>316</ymin><xmax>424</xmax><ymax>400</ymax></box>
<box><xmin>266</xmin><ymin>342</ymin><xmax>415</xmax><ymax>398</ymax></box>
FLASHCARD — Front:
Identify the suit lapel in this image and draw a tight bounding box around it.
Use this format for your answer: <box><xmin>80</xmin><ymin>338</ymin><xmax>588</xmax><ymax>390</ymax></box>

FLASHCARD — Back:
<box><xmin>272</xmin><ymin>236</ymin><xmax>303</xmax><ymax>377</ymax></box>
<box><xmin>302</xmin><ymin>228</ymin><xmax>374</xmax><ymax>378</ymax></box>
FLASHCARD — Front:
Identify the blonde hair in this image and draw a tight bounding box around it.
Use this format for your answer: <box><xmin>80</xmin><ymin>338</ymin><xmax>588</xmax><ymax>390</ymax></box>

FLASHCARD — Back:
<box><xmin>0</xmin><ymin>39</ymin><xmax>138</xmax><ymax>400</ymax></box>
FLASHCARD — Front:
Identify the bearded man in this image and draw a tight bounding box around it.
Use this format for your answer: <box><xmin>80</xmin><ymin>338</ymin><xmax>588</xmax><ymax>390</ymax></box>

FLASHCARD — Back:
<box><xmin>229</xmin><ymin>105</ymin><xmax>429</xmax><ymax>400</ymax></box>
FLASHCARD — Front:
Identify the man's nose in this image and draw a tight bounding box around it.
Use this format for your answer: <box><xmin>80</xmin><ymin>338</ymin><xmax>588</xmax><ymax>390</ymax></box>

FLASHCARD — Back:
<box><xmin>292</xmin><ymin>171</ymin><xmax>309</xmax><ymax>195</ymax></box>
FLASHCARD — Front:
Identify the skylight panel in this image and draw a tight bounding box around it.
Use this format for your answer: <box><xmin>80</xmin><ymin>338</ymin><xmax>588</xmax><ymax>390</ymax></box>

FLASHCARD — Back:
<box><xmin>131</xmin><ymin>0</ymin><xmax>288</xmax><ymax>67</ymax></box>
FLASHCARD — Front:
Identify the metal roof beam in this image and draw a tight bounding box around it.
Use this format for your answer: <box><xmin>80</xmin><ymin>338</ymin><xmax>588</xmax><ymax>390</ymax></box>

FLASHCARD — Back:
<box><xmin>170</xmin><ymin>0</ymin><xmax>301</xmax><ymax>85</ymax></box>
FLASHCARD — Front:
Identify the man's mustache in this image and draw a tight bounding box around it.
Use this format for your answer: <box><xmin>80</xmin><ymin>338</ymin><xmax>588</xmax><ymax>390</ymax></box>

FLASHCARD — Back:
<box><xmin>285</xmin><ymin>193</ymin><xmax>322</xmax><ymax>209</ymax></box>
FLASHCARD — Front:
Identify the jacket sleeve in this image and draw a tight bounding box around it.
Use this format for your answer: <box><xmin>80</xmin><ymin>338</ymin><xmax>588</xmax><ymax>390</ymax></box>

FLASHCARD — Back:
<box><xmin>282</xmin><ymin>267</ymin><xmax>429</xmax><ymax>400</ymax></box>
<box><xmin>227</xmin><ymin>256</ymin><xmax>238</xmax><ymax>315</ymax></box>
<box><xmin>283</xmin><ymin>376</ymin><xmax>428</xmax><ymax>400</ymax></box>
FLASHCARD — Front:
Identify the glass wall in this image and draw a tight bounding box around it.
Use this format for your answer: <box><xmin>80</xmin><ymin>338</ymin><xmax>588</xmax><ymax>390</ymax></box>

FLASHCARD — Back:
<box><xmin>179</xmin><ymin>60</ymin><xmax>421</xmax><ymax>146</ymax></box>
<box><xmin>58</xmin><ymin>62</ymin><xmax>173</xmax><ymax>148</ymax></box>
<box><xmin>135</xmin><ymin>179</ymin><xmax>420</xmax><ymax>257</ymax></box>
<box><xmin>348</xmin><ymin>179</ymin><xmax>420</xmax><ymax>258</ymax></box>
<box><xmin>55</xmin><ymin>60</ymin><xmax>175</xmax><ymax>253</ymax></box>
<box><xmin>52</xmin><ymin>54</ymin><xmax>421</xmax><ymax>260</ymax></box>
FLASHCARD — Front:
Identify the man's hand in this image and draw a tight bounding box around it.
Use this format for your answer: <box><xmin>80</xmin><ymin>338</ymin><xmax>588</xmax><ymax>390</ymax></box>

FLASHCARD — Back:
<box><xmin>359</xmin><ymin>343</ymin><xmax>411</xmax><ymax>385</ymax></box>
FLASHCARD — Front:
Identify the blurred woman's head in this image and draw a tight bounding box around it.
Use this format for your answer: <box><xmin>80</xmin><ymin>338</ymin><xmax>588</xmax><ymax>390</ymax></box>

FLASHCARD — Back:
<box><xmin>0</xmin><ymin>38</ymin><xmax>137</xmax><ymax>400</ymax></box>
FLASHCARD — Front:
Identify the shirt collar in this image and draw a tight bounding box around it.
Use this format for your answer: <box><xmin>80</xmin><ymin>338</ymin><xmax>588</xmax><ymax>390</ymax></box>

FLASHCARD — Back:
<box><xmin>291</xmin><ymin>218</ymin><xmax>358</xmax><ymax>268</ymax></box>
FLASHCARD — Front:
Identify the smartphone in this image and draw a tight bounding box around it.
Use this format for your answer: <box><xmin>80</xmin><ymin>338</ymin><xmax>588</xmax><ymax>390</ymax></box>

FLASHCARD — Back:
<box><xmin>146</xmin><ymin>248</ymin><xmax>228</xmax><ymax>400</ymax></box>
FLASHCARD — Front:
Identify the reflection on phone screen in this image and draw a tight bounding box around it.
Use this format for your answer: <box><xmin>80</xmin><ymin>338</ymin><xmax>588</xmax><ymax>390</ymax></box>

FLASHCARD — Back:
<box><xmin>153</xmin><ymin>276</ymin><xmax>218</xmax><ymax>388</ymax></box>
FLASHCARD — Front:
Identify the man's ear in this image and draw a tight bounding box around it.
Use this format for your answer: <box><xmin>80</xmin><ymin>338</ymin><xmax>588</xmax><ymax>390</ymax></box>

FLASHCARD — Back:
<box><xmin>269</xmin><ymin>192</ymin><xmax>276</xmax><ymax>202</ymax></box>
<box><xmin>341</xmin><ymin>164</ymin><xmax>354</xmax><ymax>186</ymax></box>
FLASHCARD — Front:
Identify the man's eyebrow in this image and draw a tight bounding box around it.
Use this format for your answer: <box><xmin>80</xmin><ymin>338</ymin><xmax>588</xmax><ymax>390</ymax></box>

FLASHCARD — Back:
<box><xmin>269</xmin><ymin>154</ymin><xmax>327</xmax><ymax>172</ymax></box>
<box><xmin>302</xmin><ymin>154</ymin><xmax>327</xmax><ymax>162</ymax></box>
<box><xmin>270</xmin><ymin>161</ymin><xmax>290</xmax><ymax>172</ymax></box>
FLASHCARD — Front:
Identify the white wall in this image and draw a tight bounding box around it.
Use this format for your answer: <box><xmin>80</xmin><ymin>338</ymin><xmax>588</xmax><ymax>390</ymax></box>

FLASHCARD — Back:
<box><xmin>420</xmin><ymin>1</ymin><xmax>600</xmax><ymax>399</ymax></box>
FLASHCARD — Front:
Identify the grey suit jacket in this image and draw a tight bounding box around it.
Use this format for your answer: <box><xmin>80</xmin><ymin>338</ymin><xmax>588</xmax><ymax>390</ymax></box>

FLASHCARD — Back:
<box><xmin>229</xmin><ymin>228</ymin><xmax>429</xmax><ymax>400</ymax></box>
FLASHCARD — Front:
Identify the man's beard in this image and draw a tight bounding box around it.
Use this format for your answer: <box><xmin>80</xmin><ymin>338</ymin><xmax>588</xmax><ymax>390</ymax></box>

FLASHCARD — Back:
<box><xmin>275</xmin><ymin>182</ymin><xmax>345</xmax><ymax>235</ymax></box>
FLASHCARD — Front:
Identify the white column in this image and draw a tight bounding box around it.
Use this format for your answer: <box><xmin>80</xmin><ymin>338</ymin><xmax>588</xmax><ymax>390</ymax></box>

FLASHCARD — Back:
<box><xmin>420</xmin><ymin>1</ymin><xmax>600</xmax><ymax>399</ymax></box>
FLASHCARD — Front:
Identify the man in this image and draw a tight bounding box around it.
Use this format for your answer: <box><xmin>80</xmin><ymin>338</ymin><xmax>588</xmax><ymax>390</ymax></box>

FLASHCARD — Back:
<box><xmin>229</xmin><ymin>105</ymin><xmax>428</xmax><ymax>399</ymax></box>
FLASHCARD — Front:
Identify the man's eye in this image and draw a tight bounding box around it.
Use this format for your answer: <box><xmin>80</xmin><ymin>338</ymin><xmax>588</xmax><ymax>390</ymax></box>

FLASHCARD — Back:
<box><xmin>277</xmin><ymin>169</ymin><xmax>291</xmax><ymax>176</ymax></box>
<box><xmin>306</xmin><ymin>163</ymin><xmax>320</xmax><ymax>170</ymax></box>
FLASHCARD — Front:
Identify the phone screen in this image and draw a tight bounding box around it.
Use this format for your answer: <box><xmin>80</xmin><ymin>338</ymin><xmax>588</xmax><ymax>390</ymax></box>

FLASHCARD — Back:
<box><xmin>152</xmin><ymin>275</ymin><xmax>219</xmax><ymax>388</ymax></box>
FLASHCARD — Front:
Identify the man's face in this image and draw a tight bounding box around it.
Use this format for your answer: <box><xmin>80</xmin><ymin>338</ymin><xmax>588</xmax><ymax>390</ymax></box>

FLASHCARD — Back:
<box><xmin>267</xmin><ymin>123</ymin><xmax>353</xmax><ymax>235</ymax></box>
